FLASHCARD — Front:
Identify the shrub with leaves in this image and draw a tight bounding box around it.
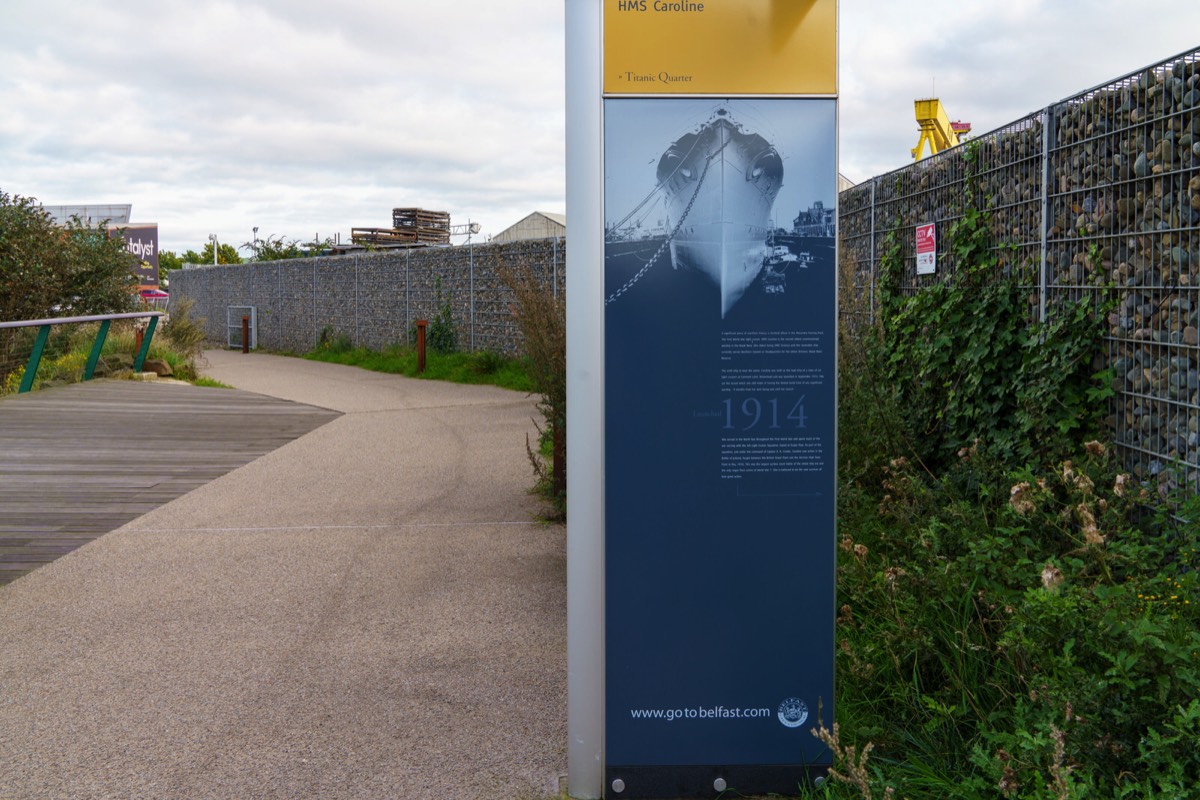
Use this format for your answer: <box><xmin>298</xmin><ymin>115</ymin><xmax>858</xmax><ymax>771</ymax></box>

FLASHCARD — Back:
<box><xmin>1</xmin><ymin>189</ymin><xmax>138</xmax><ymax>324</ymax></box>
<box><xmin>1</xmin><ymin>189</ymin><xmax>137</xmax><ymax>386</ymax></box>
<box><xmin>833</xmin><ymin>443</ymin><xmax>1200</xmax><ymax>798</ymax></box>
<box><xmin>826</xmin><ymin>141</ymin><xmax>1196</xmax><ymax>798</ymax></box>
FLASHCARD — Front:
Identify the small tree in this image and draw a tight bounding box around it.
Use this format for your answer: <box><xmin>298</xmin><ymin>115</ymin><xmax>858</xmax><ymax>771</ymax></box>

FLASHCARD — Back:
<box><xmin>1</xmin><ymin>189</ymin><xmax>138</xmax><ymax>387</ymax></box>
<box><xmin>241</xmin><ymin>233</ymin><xmax>335</xmax><ymax>261</ymax></box>
<box><xmin>241</xmin><ymin>234</ymin><xmax>305</xmax><ymax>261</ymax></box>
<box><xmin>0</xmin><ymin>189</ymin><xmax>137</xmax><ymax>322</ymax></box>
<box><xmin>180</xmin><ymin>242</ymin><xmax>242</xmax><ymax>266</ymax></box>
<box><xmin>159</xmin><ymin>250</ymin><xmax>183</xmax><ymax>286</ymax></box>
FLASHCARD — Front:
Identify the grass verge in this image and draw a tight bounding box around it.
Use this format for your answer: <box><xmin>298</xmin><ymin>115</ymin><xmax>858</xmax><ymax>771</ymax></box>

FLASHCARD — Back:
<box><xmin>304</xmin><ymin>343</ymin><xmax>535</xmax><ymax>393</ymax></box>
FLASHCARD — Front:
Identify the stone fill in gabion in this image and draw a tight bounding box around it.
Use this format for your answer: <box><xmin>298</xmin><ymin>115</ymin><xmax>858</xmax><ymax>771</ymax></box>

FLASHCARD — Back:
<box><xmin>169</xmin><ymin>239</ymin><xmax>565</xmax><ymax>358</ymax></box>
<box><xmin>839</xmin><ymin>46</ymin><xmax>1200</xmax><ymax>493</ymax></box>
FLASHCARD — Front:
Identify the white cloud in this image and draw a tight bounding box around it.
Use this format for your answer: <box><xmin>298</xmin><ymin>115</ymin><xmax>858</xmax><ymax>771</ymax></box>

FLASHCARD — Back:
<box><xmin>1</xmin><ymin>0</ymin><xmax>1195</xmax><ymax>251</ymax></box>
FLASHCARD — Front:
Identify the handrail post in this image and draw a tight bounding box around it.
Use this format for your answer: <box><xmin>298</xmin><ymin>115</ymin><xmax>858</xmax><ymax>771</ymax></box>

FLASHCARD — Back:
<box><xmin>133</xmin><ymin>316</ymin><xmax>159</xmax><ymax>372</ymax></box>
<box><xmin>18</xmin><ymin>325</ymin><xmax>51</xmax><ymax>393</ymax></box>
<box><xmin>1</xmin><ymin>311</ymin><xmax>164</xmax><ymax>394</ymax></box>
<box><xmin>83</xmin><ymin>320</ymin><xmax>113</xmax><ymax>381</ymax></box>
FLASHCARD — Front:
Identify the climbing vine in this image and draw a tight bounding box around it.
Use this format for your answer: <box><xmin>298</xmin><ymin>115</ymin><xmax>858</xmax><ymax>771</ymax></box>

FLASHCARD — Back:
<box><xmin>874</xmin><ymin>142</ymin><xmax>1112</xmax><ymax>471</ymax></box>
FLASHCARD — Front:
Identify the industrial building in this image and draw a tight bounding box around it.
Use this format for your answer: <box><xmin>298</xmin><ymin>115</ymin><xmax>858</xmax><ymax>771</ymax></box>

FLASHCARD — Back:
<box><xmin>491</xmin><ymin>211</ymin><xmax>566</xmax><ymax>243</ymax></box>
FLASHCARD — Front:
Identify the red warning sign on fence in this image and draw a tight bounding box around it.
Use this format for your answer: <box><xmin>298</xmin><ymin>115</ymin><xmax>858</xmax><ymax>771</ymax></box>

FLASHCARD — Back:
<box><xmin>916</xmin><ymin>223</ymin><xmax>936</xmax><ymax>275</ymax></box>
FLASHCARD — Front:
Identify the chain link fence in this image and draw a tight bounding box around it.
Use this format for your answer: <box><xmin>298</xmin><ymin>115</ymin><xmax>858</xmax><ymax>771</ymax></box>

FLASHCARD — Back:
<box><xmin>839</xmin><ymin>46</ymin><xmax>1200</xmax><ymax>494</ymax></box>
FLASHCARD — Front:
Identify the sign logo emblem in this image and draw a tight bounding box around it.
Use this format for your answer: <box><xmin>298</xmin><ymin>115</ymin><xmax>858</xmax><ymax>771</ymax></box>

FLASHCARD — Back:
<box><xmin>777</xmin><ymin>698</ymin><xmax>809</xmax><ymax>728</ymax></box>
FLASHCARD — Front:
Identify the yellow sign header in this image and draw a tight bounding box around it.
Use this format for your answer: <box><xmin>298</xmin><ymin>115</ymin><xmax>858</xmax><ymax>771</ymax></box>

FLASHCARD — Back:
<box><xmin>604</xmin><ymin>0</ymin><xmax>837</xmax><ymax>95</ymax></box>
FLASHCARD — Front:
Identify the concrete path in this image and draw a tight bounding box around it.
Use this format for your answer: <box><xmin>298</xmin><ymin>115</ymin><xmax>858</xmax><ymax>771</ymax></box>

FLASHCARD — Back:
<box><xmin>0</xmin><ymin>350</ymin><xmax>566</xmax><ymax>800</ymax></box>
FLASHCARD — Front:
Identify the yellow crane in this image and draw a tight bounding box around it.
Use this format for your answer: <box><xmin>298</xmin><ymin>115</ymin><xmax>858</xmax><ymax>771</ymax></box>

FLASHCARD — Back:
<box><xmin>912</xmin><ymin>98</ymin><xmax>972</xmax><ymax>160</ymax></box>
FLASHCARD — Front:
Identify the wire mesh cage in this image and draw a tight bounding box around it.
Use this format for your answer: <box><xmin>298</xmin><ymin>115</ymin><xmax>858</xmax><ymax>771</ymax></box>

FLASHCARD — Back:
<box><xmin>837</xmin><ymin>45</ymin><xmax>1200</xmax><ymax>494</ymax></box>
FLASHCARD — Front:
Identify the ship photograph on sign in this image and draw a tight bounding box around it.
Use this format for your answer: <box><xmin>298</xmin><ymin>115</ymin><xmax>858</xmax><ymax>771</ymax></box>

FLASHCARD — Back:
<box><xmin>604</xmin><ymin>98</ymin><xmax>836</xmax><ymax>325</ymax></box>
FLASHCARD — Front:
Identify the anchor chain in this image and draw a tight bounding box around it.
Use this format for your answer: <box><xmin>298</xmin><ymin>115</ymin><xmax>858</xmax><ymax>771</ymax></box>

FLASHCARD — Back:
<box><xmin>605</xmin><ymin>138</ymin><xmax>729</xmax><ymax>306</ymax></box>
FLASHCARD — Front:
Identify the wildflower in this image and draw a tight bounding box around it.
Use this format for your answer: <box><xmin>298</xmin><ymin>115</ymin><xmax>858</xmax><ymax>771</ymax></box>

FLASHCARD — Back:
<box><xmin>1073</xmin><ymin>472</ymin><xmax>1095</xmax><ymax>495</ymax></box>
<box><xmin>1077</xmin><ymin>504</ymin><xmax>1104</xmax><ymax>546</ymax></box>
<box><xmin>1061</xmin><ymin>460</ymin><xmax>1076</xmax><ymax>484</ymax></box>
<box><xmin>1041</xmin><ymin>563</ymin><xmax>1064</xmax><ymax>592</ymax></box>
<box><xmin>1113</xmin><ymin>473</ymin><xmax>1129</xmax><ymax>497</ymax></box>
<box><xmin>1085</xmin><ymin>440</ymin><xmax>1106</xmax><ymax>457</ymax></box>
<box><xmin>884</xmin><ymin>566</ymin><xmax>906</xmax><ymax>591</ymax></box>
<box><xmin>1009</xmin><ymin>482</ymin><xmax>1035</xmax><ymax>515</ymax></box>
<box><xmin>840</xmin><ymin>535</ymin><xmax>854</xmax><ymax>553</ymax></box>
<box><xmin>997</xmin><ymin>749</ymin><xmax>1020</xmax><ymax>798</ymax></box>
<box><xmin>853</xmin><ymin>543</ymin><xmax>868</xmax><ymax>564</ymax></box>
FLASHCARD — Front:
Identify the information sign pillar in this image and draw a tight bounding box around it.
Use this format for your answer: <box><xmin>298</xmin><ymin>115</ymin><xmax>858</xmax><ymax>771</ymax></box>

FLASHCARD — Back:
<box><xmin>568</xmin><ymin>2</ymin><xmax>839</xmax><ymax>797</ymax></box>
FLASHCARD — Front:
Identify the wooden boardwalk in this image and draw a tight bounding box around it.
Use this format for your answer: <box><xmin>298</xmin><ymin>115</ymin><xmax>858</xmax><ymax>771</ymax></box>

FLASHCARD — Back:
<box><xmin>0</xmin><ymin>379</ymin><xmax>341</xmax><ymax>586</ymax></box>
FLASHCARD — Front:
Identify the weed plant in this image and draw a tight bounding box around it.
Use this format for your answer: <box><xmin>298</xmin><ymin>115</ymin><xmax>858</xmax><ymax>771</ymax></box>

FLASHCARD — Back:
<box><xmin>498</xmin><ymin>263</ymin><xmax>566</xmax><ymax>519</ymax></box>
<box><xmin>825</xmin><ymin>143</ymin><xmax>1200</xmax><ymax>798</ymax></box>
<box><xmin>403</xmin><ymin>274</ymin><xmax>459</xmax><ymax>353</ymax></box>
<box><xmin>831</xmin><ymin>432</ymin><xmax>1200</xmax><ymax>798</ymax></box>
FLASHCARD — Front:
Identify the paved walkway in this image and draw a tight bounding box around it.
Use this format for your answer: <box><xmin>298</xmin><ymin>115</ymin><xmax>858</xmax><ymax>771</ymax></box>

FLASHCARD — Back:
<box><xmin>0</xmin><ymin>350</ymin><xmax>566</xmax><ymax>800</ymax></box>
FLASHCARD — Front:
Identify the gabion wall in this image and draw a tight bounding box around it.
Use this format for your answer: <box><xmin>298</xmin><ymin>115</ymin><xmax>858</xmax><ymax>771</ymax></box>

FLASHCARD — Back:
<box><xmin>168</xmin><ymin>238</ymin><xmax>565</xmax><ymax>357</ymax></box>
<box><xmin>839</xmin><ymin>46</ymin><xmax>1200</xmax><ymax>492</ymax></box>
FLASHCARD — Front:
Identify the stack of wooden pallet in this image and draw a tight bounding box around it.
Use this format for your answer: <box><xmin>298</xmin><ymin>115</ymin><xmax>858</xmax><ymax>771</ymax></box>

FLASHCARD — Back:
<box><xmin>392</xmin><ymin>208</ymin><xmax>450</xmax><ymax>245</ymax></box>
<box><xmin>350</xmin><ymin>208</ymin><xmax>452</xmax><ymax>248</ymax></box>
<box><xmin>350</xmin><ymin>227</ymin><xmax>420</xmax><ymax>247</ymax></box>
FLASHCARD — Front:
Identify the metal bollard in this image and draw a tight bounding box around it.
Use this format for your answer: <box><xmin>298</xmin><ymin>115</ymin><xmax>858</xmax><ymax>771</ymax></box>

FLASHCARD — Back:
<box><xmin>416</xmin><ymin>319</ymin><xmax>428</xmax><ymax>373</ymax></box>
<box><xmin>242</xmin><ymin>316</ymin><xmax>250</xmax><ymax>353</ymax></box>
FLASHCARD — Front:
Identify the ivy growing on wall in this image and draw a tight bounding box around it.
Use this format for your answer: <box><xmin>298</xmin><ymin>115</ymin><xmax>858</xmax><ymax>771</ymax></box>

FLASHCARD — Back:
<box><xmin>874</xmin><ymin>142</ymin><xmax>1113</xmax><ymax>472</ymax></box>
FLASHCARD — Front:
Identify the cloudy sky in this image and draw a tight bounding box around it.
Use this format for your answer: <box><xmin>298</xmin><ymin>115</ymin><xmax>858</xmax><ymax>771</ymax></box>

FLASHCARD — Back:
<box><xmin>1</xmin><ymin>1</ymin><xmax>1197</xmax><ymax>254</ymax></box>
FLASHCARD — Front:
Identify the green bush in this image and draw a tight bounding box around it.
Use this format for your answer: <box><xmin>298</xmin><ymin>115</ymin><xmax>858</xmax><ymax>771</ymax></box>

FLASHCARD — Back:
<box><xmin>823</xmin><ymin>141</ymin><xmax>1196</xmax><ymax>799</ymax></box>
<box><xmin>0</xmin><ymin>189</ymin><xmax>137</xmax><ymax>324</ymax></box>
<box><xmin>831</xmin><ymin>446</ymin><xmax>1200</xmax><ymax>799</ymax></box>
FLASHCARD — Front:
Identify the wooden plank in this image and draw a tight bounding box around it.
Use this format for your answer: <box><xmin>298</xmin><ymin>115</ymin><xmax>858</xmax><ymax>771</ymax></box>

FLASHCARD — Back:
<box><xmin>0</xmin><ymin>380</ymin><xmax>340</xmax><ymax>586</ymax></box>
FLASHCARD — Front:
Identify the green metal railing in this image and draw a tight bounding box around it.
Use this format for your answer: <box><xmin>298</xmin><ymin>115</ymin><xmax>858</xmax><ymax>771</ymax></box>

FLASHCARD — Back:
<box><xmin>0</xmin><ymin>311</ymin><xmax>165</xmax><ymax>393</ymax></box>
